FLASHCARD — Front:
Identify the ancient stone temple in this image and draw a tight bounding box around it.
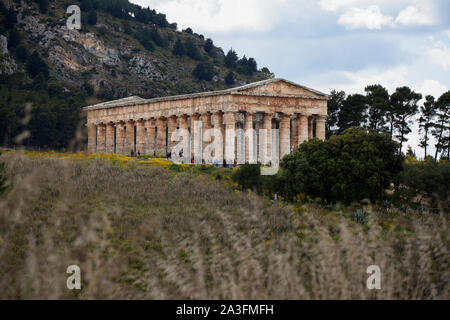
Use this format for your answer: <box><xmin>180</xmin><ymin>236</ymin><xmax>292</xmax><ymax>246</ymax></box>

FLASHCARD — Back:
<box><xmin>83</xmin><ymin>78</ymin><xmax>328</xmax><ymax>165</ymax></box>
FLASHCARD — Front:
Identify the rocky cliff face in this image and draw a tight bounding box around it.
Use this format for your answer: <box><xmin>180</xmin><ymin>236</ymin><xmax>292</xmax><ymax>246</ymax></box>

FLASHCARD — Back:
<box><xmin>2</xmin><ymin>1</ymin><xmax>270</xmax><ymax>101</ymax></box>
<box><xmin>0</xmin><ymin>34</ymin><xmax>17</xmax><ymax>75</ymax></box>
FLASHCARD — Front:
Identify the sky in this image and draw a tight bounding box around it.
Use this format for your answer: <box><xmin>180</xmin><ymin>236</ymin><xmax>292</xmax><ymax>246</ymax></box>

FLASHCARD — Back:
<box><xmin>130</xmin><ymin>0</ymin><xmax>450</xmax><ymax>157</ymax></box>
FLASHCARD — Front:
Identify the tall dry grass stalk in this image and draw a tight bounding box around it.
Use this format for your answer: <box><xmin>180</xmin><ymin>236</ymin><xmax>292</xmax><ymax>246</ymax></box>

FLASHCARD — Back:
<box><xmin>0</xmin><ymin>152</ymin><xmax>448</xmax><ymax>299</ymax></box>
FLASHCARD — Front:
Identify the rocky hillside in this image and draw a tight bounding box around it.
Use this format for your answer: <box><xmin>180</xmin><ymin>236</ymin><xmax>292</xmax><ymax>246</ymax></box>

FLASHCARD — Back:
<box><xmin>0</xmin><ymin>0</ymin><xmax>273</xmax><ymax>103</ymax></box>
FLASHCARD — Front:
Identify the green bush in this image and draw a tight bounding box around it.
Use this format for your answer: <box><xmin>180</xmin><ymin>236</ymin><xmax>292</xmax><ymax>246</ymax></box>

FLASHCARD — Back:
<box><xmin>231</xmin><ymin>163</ymin><xmax>261</xmax><ymax>190</ymax></box>
<box><xmin>280</xmin><ymin>127</ymin><xmax>403</xmax><ymax>204</ymax></box>
<box><xmin>398</xmin><ymin>160</ymin><xmax>450</xmax><ymax>209</ymax></box>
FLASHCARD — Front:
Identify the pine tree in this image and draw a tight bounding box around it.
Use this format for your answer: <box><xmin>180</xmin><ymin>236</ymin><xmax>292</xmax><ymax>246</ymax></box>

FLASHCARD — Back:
<box><xmin>185</xmin><ymin>38</ymin><xmax>201</xmax><ymax>60</ymax></box>
<box><xmin>337</xmin><ymin>94</ymin><xmax>367</xmax><ymax>133</ymax></box>
<box><xmin>225</xmin><ymin>49</ymin><xmax>238</xmax><ymax>69</ymax></box>
<box><xmin>419</xmin><ymin>95</ymin><xmax>437</xmax><ymax>159</ymax></box>
<box><xmin>247</xmin><ymin>58</ymin><xmax>257</xmax><ymax>73</ymax></box>
<box><xmin>192</xmin><ymin>62</ymin><xmax>214</xmax><ymax>81</ymax></box>
<box><xmin>8</xmin><ymin>28</ymin><xmax>21</xmax><ymax>50</ymax></box>
<box><xmin>204</xmin><ymin>38</ymin><xmax>213</xmax><ymax>53</ymax></box>
<box><xmin>433</xmin><ymin>91</ymin><xmax>450</xmax><ymax>160</ymax></box>
<box><xmin>172</xmin><ymin>39</ymin><xmax>185</xmax><ymax>56</ymax></box>
<box><xmin>365</xmin><ymin>84</ymin><xmax>389</xmax><ymax>131</ymax></box>
<box><xmin>327</xmin><ymin>90</ymin><xmax>345</xmax><ymax>138</ymax></box>
<box><xmin>225</xmin><ymin>71</ymin><xmax>235</xmax><ymax>85</ymax></box>
<box><xmin>87</xmin><ymin>11</ymin><xmax>98</xmax><ymax>25</ymax></box>
<box><xmin>391</xmin><ymin>87</ymin><xmax>421</xmax><ymax>153</ymax></box>
<box><xmin>26</xmin><ymin>51</ymin><xmax>49</xmax><ymax>79</ymax></box>
<box><xmin>4</xmin><ymin>8</ymin><xmax>17</xmax><ymax>29</ymax></box>
<box><xmin>38</xmin><ymin>0</ymin><xmax>48</xmax><ymax>14</ymax></box>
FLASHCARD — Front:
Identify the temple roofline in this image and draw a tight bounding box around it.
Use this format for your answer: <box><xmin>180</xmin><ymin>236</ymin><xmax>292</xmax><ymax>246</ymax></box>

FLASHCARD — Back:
<box><xmin>83</xmin><ymin>78</ymin><xmax>328</xmax><ymax>111</ymax></box>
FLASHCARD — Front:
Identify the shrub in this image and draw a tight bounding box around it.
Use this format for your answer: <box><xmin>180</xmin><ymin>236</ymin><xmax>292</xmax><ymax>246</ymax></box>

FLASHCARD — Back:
<box><xmin>280</xmin><ymin>127</ymin><xmax>403</xmax><ymax>204</ymax></box>
<box><xmin>231</xmin><ymin>163</ymin><xmax>261</xmax><ymax>190</ymax></box>
<box><xmin>398</xmin><ymin>160</ymin><xmax>450</xmax><ymax>209</ymax></box>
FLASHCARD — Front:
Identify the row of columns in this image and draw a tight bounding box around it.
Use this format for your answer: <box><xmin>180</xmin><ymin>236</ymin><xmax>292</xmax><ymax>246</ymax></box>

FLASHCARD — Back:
<box><xmin>88</xmin><ymin>112</ymin><xmax>326</xmax><ymax>164</ymax></box>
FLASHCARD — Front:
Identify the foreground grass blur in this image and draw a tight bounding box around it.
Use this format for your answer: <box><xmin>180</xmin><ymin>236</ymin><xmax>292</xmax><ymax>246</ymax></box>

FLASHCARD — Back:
<box><xmin>0</xmin><ymin>151</ymin><xmax>448</xmax><ymax>299</ymax></box>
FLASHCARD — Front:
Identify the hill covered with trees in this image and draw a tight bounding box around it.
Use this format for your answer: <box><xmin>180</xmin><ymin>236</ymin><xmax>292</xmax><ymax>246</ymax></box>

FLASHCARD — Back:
<box><xmin>0</xmin><ymin>0</ymin><xmax>273</xmax><ymax>149</ymax></box>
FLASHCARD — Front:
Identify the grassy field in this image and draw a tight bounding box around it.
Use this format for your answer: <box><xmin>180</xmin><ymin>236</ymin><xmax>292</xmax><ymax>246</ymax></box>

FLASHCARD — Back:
<box><xmin>0</xmin><ymin>151</ymin><xmax>448</xmax><ymax>299</ymax></box>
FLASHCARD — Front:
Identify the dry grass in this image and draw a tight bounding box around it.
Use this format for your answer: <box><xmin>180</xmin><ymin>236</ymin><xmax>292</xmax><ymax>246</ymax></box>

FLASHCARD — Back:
<box><xmin>0</xmin><ymin>151</ymin><xmax>448</xmax><ymax>299</ymax></box>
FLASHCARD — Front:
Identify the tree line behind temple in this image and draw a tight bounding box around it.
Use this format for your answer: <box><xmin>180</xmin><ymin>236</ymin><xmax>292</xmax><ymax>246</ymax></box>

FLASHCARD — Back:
<box><xmin>326</xmin><ymin>85</ymin><xmax>450</xmax><ymax>160</ymax></box>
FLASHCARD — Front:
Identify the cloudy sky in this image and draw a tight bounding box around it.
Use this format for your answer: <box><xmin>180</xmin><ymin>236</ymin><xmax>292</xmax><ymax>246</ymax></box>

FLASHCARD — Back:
<box><xmin>130</xmin><ymin>0</ymin><xmax>450</xmax><ymax>157</ymax></box>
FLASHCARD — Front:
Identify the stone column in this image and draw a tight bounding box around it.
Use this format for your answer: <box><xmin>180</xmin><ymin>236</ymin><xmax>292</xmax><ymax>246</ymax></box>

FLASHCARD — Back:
<box><xmin>87</xmin><ymin>124</ymin><xmax>97</xmax><ymax>154</ymax></box>
<box><xmin>223</xmin><ymin>112</ymin><xmax>236</xmax><ymax>165</ymax></box>
<box><xmin>156</xmin><ymin>118</ymin><xmax>167</xmax><ymax>156</ymax></box>
<box><xmin>191</xmin><ymin>114</ymin><xmax>202</xmax><ymax>163</ymax></box>
<box><xmin>261</xmin><ymin>113</ymin><xmax>273</xmax><ymax>165</ymax></box>
<box><xmin>125</xmin><ymin>120</ymin><xmax>135</xmax><ymax>155</ymax></box>
<box><xmin>178</xmin><ymin>115</ymin><xmax>190</xmax><ymax>162</ymax></box>
<box><xmin>291</xmin><ymin>116</ymin><xmax>299</xmax><ymax>152</ymax></box>
<box><xmin>298</xmin><ymin>114</ymin><xmax>309</xmax><ymax>146</ymax></box>
<box><xmin>97</xmin><ymin>123</ymin><xmax>106</xmax><ymax>153</ymax></box>
<box><xmin>316</xmin><ymin>116</ymin><xmax>326</xmax><ymax>141</ymax></box>
<box><xmin>308</xmin><ymin>117</ymin><xmax>314</xmax><ymax>139</ymax></box>
<box><xmin>145</xmin><ymin>119</ymin><xmax>156</xmax><ymax>155</ymax></box>
<box><xmin>136</xmin><ymin>120</ymin><xmax>145</xmax><ymax>155</ymax></box>
<box><xmin>201</xmin><ymin>113</ymin><xmax>212</xmax><ymax>163</ymax></box>
<box><xmin>279</xmin><ymin>114</ymin><xmax>291</xmax><ymax>159</ymax></box>
<box><xmin>167</xmin><ymin>116</ymin><xmax>177</xmax><ymax>156</ymax></box>
<box><xmin>116</xmin><ymin>122</ymin><xmax>125</xmax><ymax>155</ymax></box>
<box><xmin>244</xmin><ymin>112</ymin><xmax>255</xmax><ymax>163</ymax></box>
<box><xmin>212</xmin><ymin>112</ymin><xmax>224</xmax><ymax>165</ymax></box>
<box><xmin>105</xmin><ymin>123</ymin><xmax>115</xmax><ymax>154</ymax></box>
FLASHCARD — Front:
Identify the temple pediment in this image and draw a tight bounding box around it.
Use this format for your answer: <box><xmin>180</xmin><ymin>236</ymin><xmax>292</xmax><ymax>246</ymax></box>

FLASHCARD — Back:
<box><xmin>229</xmin><ymin>79</ymin><xmax>327</xmax><ymax>98</ymax></box>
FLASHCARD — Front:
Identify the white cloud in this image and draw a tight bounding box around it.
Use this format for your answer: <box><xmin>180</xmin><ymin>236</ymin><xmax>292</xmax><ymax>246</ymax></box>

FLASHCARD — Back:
<box><xmin>131</xmin><ymin>0</ymin><xmax>294</xmax><ymax>34</ymax></box>
<box><xmin>337</xmin><ymin>5</ymin><xmax>394</xmax><ymax>30</ymax></box>
<box><xmin>319</xmin><ymin>0</ymin><xmax>360</xmax><ymax>12</ymax></box>
<box><xmin>395</xmin><ymin>5</ymin><xmax>434</xmax><ymax>26</ymax></box>
<box><xmin>428</xmin><ymin>46</ymin><xmax>450</xmax><ymax>70</ymax></box>
<box><xmin>446</xmin><ymin>30</ymin><xmax>450</xmax><ymax>38</ymax></box>
<box><xmin>415</xmin><ymin>79</ymin><xmax>448</xmax><ymax>99</ymax></box>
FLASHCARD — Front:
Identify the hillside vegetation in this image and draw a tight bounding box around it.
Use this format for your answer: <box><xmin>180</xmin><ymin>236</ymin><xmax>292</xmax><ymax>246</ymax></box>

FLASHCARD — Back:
<box><xmin>0</xmin><ymin>0</ymin><xmax>272</xmax><ymax>149</ymax></box>
<box><xmin>0</xmin><ymin>151</ymin><xmax>448</xmax><ymax>299</ymax></box>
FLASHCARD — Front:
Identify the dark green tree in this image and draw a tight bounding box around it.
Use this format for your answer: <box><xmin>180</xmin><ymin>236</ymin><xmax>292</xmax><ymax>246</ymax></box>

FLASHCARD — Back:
<box><xmin>337</xmin><ymin>94</ymin><xmax>367</xmax><ymax>133</ymax></box>
<box><xmin>38</xmin><ymin>0</ymin><xmax>48</xmax><ymax>14</ymax></box>
<box><xmin>365</xmin><ymin>84</ymin><xmax>389</xmax><ymax>131</ymax></box>
<box><xmin>172</xmin><ymin>38</ymin><xmax>185</xmax><ymax>56</ymax></box>
<box><xmin>26</xmin><ymin>51</ymin><xmax>49</xmax><ymax>79</ymax></box>
<box><xmin>433</xmin><ymin>91</ymin><xmax>450</xmax><ymax>160</ymax></box>
<box><xmin>87</xmin><ymin>10</ymin><xmax>98</xmax><ymax>25</ymax></box>
<box><xmin>150</xmin><ymin>27</ymin><xmax>168</xmax><ymax>47</ymax></box>
<box><xmin>204</xmin><ymin>38</ymin><xmax>213</xmax><ymax>53</ymax></box>
<box><xmin>326</xmin><ymin>90</ymin><xmax>345</xmax><ymax>138</ymax></box>
<box><xmin>225</xmin><ymin>71</ymin><xmax>235</xmax><ymax>85</ymax></box>
<box><xmin>280</xmin><ymin>127</ymin><xmax>403</xmax><ymax>204</ymax></box>
<box><xmin>225</xmin><ymin>49</ymin><xmax>238</xmax><ymax>69</ymax></box>
<box><xmin>247</xmin><ymin>57</ymin><xmax>257</xmax><ymax>73</ymax></box>
<box><xmin>391</xmin><ymin>86</ymin><xmax>421</xmax><ymax>153</ymax></box>
<box><xmin>192</xmin><ymin>62</ymin><xmax>214</xmax><ymax>81</ymax></box>
<box><xmin>4</xmin><ymin>8</ymin><xmax>17</xmax><ymax>29</ymax></box>
<box><xmin>185</xmin><ymin>38</ymin><xmax>201</xmax><ymax>60</ymax></box>
<box><xmin>419</xmin><ymin>95</ymin><xmax>437</xmax><ymax>159</ymax></box>
<box><xmin>14</xmin><ymin>45</ymin><xmax>28</xmax><ymax>63</ymax></box>
<box><xmin>7</xmin><ymin>28</ymin><xmax>21</xmax><ymax>50</ymax></box>
<box><xmin>81</xmin><ymin>0</ymin><xmax>93</xmax><ymax>11</ymax></box>
<box><xmin>183</xmin><ymin>27</ymin><xmax>193</xmax><ymax>34</ymax></box>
